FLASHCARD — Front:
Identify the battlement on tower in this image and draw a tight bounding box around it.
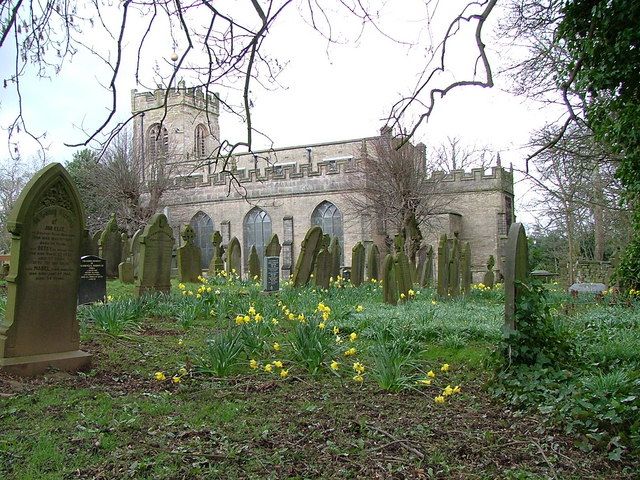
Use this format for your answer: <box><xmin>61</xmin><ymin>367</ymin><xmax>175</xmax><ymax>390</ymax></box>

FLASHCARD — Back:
<box><xmin>131</xmin><ymin>82</ymin><xmax>219</xmax><ymax>116</ymax></box>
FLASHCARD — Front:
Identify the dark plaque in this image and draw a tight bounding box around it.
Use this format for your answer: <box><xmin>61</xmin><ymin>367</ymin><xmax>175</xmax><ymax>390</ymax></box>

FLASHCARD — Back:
<box><xmin>263</xmin><ymin>256</ymin><xmax>280</xmax><ymax>292</ymax></box>
<box><xmin>78</xmin><ymin>255</ymin><xmax>106</xmax><ymax>305</ymax></box>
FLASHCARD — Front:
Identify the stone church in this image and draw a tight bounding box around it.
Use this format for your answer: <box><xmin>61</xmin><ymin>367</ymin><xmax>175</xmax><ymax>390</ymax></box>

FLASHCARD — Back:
<box><xmin>131</xmin><ymin>83</ymin><xmax>515</xmax><ymax>280</ymax></box>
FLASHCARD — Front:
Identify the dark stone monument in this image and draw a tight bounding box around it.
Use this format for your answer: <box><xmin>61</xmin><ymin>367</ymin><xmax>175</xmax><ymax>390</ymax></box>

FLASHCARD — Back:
<box><xmin>263</xmin><ymin>234</ymin><xmax>282</xmax><ymax>292</ymax></box>
<box><xmin>78</xmin><ymin>255</ymin><xmax>107</xmax><ymax>304</ymax></box>
<box><xmin>177</xmin><ymin>224</ymin><xmax>202</xmax><ymax>283</ymax></box>
<box><xmin>0</xmin><ymin>163</ymin><xmax>92</xmax><ymax>375</ymax></box>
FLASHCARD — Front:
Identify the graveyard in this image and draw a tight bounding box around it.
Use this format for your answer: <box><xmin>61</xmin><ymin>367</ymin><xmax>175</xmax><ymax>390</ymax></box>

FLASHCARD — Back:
<box><xmin>0</xmin><ymin>164</ymin><xmax>638</xmax><ymax>478</ymax></box>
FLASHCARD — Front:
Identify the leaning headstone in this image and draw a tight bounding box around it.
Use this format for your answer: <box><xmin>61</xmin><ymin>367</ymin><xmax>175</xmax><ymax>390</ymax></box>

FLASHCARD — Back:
<box><xmin>226</xmin><ymin>237</ymin><xmax>242</xmax><ymax>277</ymax></box>
<box><xmin>419</xmin><ymin>245</ymin><xmax>434</xmax><ymax>288</ymax></box>
<box><xmin>448</xmin><ymin>237</ymin><xmax>461</xmax><ymax>297</ymax></box>
<box><xmin>78</xmin><ymin>255</ymin><xmax>107</xmax><ymax>305</ymax></box>
<box><xmin>248</xmin><ymin>245</ymin><xmax>261</xmax><ymax>281</ymax></box>
<box><xmin>91</xmin><ymin>230</ymin><xmax>102</xmax><ymax>256</ymax></box>
<box><xmin>135</xmin><ymin>213</ymin><xmax>174</xmax><ymax>297</ymax></box>
<box><xmin>118</xmin><ymin>261</ymin><xmax>134</xmax><ymax>284</ymax></box>
<box><xmin>437</xmin><ymin>234</ymin><xmax>449</xmax><ymax>298</ymax></box>
<box><xmin>483</xmin><ymin>255</ymin><xmax>495</xmax><ymax>288</ymax></box>
<box><xmin>0</xmin><ymin>163</ymin><xmax>92</xmax><ymax>375</ymax></box>
<box><xmin>394</xmin><ymin>235</ymin><xmax>412</xmax><ymax>299</ymax></box>
<box><xmin>314</xmin><ymin>244</ymin><xmax>332</xmax><ymax>290</ymax></box>
<box><xmin>177</xmin><ymin>224</ymin><xmax>202</xmax><ymax>283</ymax></box>
<box><xmin>504</xmin><ymin>223</ymin><xmax>529</xmax><ymax>332</ymax></box>
<box><xmin>99</xmin><ymin>214</ymin><xmax>122</xmax><ymax>278</ymax></box>
<box><xmin>121</xmin><ymin>233</ymin><xmax>131</xmax><ymax>263</ymax></box>
<box><xmin>329</xmin><ymin>236</ymin><xmax>341</xmax><ymax>279</ymax></box>
<box><xmin>382</xmin><ymin>253</ymin><xmax>398</xmax><ymax>305</ymax></box>
<box><xmin>131</xmin><ymin>229</ymin><xmax>142</xmax><ymax>278</ymax></box>
<box><xmin>351</xmin><ymin>242</ymin><xmax>365</xmax><ymax>287</ymax></box>
<box><xmin>263</xmin><ymin>234</ymin><xmax>282</xmax><ymax>292</ymax></box>
<box><xmin>367</xmin><ymin>243</ymin><xmax>380</xmax><ymax>281</ymax></box>
<box><xmin>291</xmin><ymin>226</ymin><xmax>323</xmax><ymax>288</ymax></box>
<box><xmin>209</xmin><ymin>230</ymin><xmax>225</xmax><ymax>275</ymax></box>
<box><xmin>461</xmin><ymin>242</ymin><xmax>472</xmax><ymax>295</ymax></box>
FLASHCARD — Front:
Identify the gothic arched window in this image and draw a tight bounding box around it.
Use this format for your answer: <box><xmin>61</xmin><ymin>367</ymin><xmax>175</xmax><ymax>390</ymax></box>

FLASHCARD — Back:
<box><xmin>189</xmin><ymin>211</ymin><xmax>214</xmax><ymax>268</ymax></box>
<box><xmin>311</xmin><ymin>201</ymin><xmax>344</xmax><ymax>259</ymax></box>
<box><xmin>194</xmin><ymin>124</ymin><xmax>208</xmax><ymax>159</ymax></box>
<box><xmin>147</xmin><ymin>123</ymin><xmax>169</xmax><ymax>173</ymax></box>
<box><xmin>243</xmin><ymin>207</ymin><xmax>272</xmax><ymax>269</ymax></box>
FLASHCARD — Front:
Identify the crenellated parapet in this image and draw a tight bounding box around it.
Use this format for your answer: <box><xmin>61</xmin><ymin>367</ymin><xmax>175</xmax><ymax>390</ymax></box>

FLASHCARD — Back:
<box><xmin>131</xmin><ymin>81</ymin><xmax>219</xmax><ymax>116</ymax></box>
<box><xmin>428</xmin><ymin>167</ymin><xmax>514</xmax><ymax>195</ymax></box>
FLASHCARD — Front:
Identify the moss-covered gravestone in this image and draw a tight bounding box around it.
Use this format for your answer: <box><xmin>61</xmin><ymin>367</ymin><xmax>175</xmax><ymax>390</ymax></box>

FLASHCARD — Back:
<box><xmin>135</xmin><ymin>214</ymin><xmax>174</xmax><ymax>297</ymax></box>
<box><xmin>329</xmin><ymin>236</ymin><xmax>341</xmax><ymax>279</ymax></box>
<box><xmin>394</xmin><ymin>235</ymin><xmax>412</xmax><ymax>299</ymax></box>
<box><xmin>91</xmin><ymin>230</ymin><xmax>102</xmax><ymax>256</ymax></box>
<box><xmin>448</xmin><ymin>237</ymin><xmax>461</xmax><ymax>297</ymax></box>
<box><xmin>263</xmin><ymin>234</ymin><xmax>281</xmax><ymax>292</ymax></box>
<box><xmin>504</xmin><ymin>223</ymin><xmax>529</xmax><ymax>332</ymax></box>
<box><xmin>382</xmin><ymin>253</ymin><xmax>398</xmax><ymax>305</ymax></box>
<box><xmin>121</xmin><ymin>233</ymin><xmax>131</xmax><ymax>263</ymax></box>
<box><xmin>0</xmin><ymin>163</ymin><xmax>92</xmax><ymax>375</ymax></box>
<box><xmin>292</xmin><ymin>226</ymin><xmax>323</xmax><ymax>288</ymax></box>
<box><xmin>131</xmin><ymin>229</ymin><xmax>142</xmax><ymax>278</ymax></box>
<box><xmin>209</xmin><ymin>230</ymin><xmax>225</xmax><ymax>275</ymax></box>
<box><xmin>248</xmin><ymin>245</ymin><xmax>261</xmax><ymax>281</ymax></box>
<box><xmin>226</xmin><ymin>237</ymin><xmax>242</xmax><ymax>276</ymax></box>
<box><xmin>461</xmin><ymin>242</ymin><xmax>472</xmax><ymax>294</ymax></box>
<box><xmin>367</xmin><ymin>243</ymin><xmax>380</xmax><ymax>281</ymax></box>
<box><xmin>99</xmin><ymin>214</ymin><xmax>122</xmax><ymax>278</ymax></box>
<box><xmin>118</xmin><ymin>261</ymin><xmax>134</xmax><ymax>284</ymax></box>
<box><xmin>351</xmin><ymin>242</ymin><xmax>365</xmax><ymax>287</ymax></box>
<box><xmin>178</xmin><ymin>225</ymin><xmax>202</xmax><ymax>283</ymax></box>
<box><xmin>419</xmin><ymin>245</ymin><xmax>434</xmax><ymax>288</ymax></box>
<box><xmin>437</xmin><ymin>234</ymin><xmax>449</xmax><ymax>298</ymax></box>
<box><xmin>483</xmin><ymin>255</ymin><xmax>495</xmax><ymax>288</ymax></box>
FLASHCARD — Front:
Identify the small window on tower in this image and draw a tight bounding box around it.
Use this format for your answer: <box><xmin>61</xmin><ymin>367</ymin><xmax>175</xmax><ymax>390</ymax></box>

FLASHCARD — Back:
<box><xmin>194</xmin><ymin>124</ymin><xmax>208</xmax><ymax>159</ymax></box>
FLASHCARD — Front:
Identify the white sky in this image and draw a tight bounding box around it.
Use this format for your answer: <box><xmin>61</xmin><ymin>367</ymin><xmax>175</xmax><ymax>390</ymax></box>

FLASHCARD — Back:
<box><xmin>0</xmin><ymin>1</ymin><xmax>562</xmax><ymax>225</ymax></box>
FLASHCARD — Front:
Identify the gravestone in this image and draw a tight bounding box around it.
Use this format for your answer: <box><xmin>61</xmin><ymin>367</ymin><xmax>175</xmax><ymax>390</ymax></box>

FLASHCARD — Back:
<box><xmin>382</xmin><ymin>253</ymin><xmax>398</xmax><ymax>305</ymax></box>
<box><xmin>263</xmin><ymin>234</ymin><xmax>281</xmax><ymax>292</ymax></box>
<box><xmin>448</xmin><ymin>237</ymin><xmax>461</xmax><ymax>297</ymax></box>
<box><xmin>209</xmin><ymin>230</ymin><xmax>225</xmax><ymax>275</ymax></box>
<box><xmin>78</xmin><ymin>255</ymin><xmax>106</xmax><ymax>305</ymax></box>
<box><xmin>131</xmin><ymin>229</ymin><xmax>142</xmax><ymax>278</ymax></box>
<box><xmin>121</xmin><ymin>233</ymin><xmax>131</xmax><ymax>263</ymax></box>
<box><xmin>314</xmin><ymin>243</ymin><xmax>332</xmax><ymax>290</ymax></box>
<box><xmin>177</xmin><ymin>224</ymin><xmax>202</xmax><ymax>283</ymax></box>
<box><xmin>416</xmin><ymin>245</ymin><xmax>427</xmax><ymax>283</ymax></box>
<box><xmin>568</xmin><ymin>283</ymin><xmax>607</xmax><ymax>295</ymax></box>
<box><xmin>437</xmin><ymin>234</ymin><xmax>449</xmax><ymax>297</ymax></box>
<box><xmin>291</xmin><ymin>226</ymin><xmax>323</xmax><ymax>287</ymax></box>
<box><xmin>248</xmin><ymin>245</ymin><xmax>261</xmax><ymax>281</ymax></box>
<box><xmin>118</xmin><ymin>261</ymin><xmax>134</xmax><ymax>284</ymax></box>
<box><xmin>461</xmin><ymin>242</ymin><xmax>472</xmax><ymax>295</ymax></box>
<box><xmin>81</xmin><ymin>229</ymin><xmax>95</xmax><ymax>256</ymax></box>
<box><xmin>351</xmin><ymin>242</ymin><xmax>365</xmax><ymax>287</ymax></box>
<box><xmin>504</xmin><ymin>223</ymin><xmax>529</xmax><ymax>332</ymax></box>
<box><xmin>329</xmin><ymin>236</ymin><xmax>341</xmax><ymax>279</ymax></box>
<box><xmin>226</xmin><ymin>237</ymin><xmax>242</xmax><ymax>276</ymax></box>
<box><xmin>99</xmin><ymin>214</ymin><xmax>122</xmax><ymax>278</ymax></box>
<box><xmin>419</xmin><ymin>245</ymin><xmax>434</xmax><ymax>288</ymax></box>
<box><xmin>91</xmin><ymin>230</ymin><xmax>102</xmax><ymax>256</ymax></box>
<box><xmin>483</xmin><ymin>255</ymin><xmax>496</xmax><ymax>288</ymax></box>
<box><xmin>135</xmin><ymin>213</ymin><xmax>175</xmax><ymax>297</ymax></box>
<box><xmin>0</xmin><ymin>163</ymin><xmax>92</xmax><ymax>375</ymax></box>
<box><xmin>394</xmin><ymin>235</ymin><xmax>412</xmax><ymax>299</ymax></box>
<box><xmin>367</xmin><ymin>243</ymin><xmax>380</xmax><ymax>281</ymax></box>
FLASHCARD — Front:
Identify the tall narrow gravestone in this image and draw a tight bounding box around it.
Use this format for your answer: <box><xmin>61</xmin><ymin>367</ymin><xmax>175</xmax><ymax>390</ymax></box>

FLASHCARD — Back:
<box><xmin>263</xmin><ymin>234</ymin><xmax>281</xmax><ymax>292</ymax></box>
<box><xmin>0</xmin><ymin>163</ymin><xmax>92</xmax><ymax>375</ymax></box>
<box><xmin>99</xmin><ymin>214</ymin><xmax>122</xmax><ymax>278</ymax></box>
<box><xmin>504</xmin><ymin>223</ymin><xmax>529</xmax><ymax>332</ymax></box>
<box><xmin>291</xmin><ymin>226</ymin><xmax>323</xmax><ymax>287</ymax></box>
<box><xmin>135</xmin><ymin>214</ymin><xmax>174</xmax><ymax>297</ymax></box>
<box><xmin>209</xmin><ymin>230</ymin><xmax>225</xmax><ymax>275</ymax></box>
<box><xmin>351</xmin><ymin>242</ymin><xmax>365</xmax><ymax>287</ymax></box>
<box><xmin>177</xmin><ymin>224</ymin><xmax>202</xmax><ymax>283</ymax></box>
<box><xmin>226</xmin><ymin>237</ymin><xmax>242</xmax><ymax>277</ymax></box>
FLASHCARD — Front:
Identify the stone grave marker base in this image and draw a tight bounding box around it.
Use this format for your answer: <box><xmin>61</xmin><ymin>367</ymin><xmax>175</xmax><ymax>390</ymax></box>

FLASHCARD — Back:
<box><xmin>0</xmin><ymin>350</ymin><xmax>91</xmax><ymax>376</ymax></box>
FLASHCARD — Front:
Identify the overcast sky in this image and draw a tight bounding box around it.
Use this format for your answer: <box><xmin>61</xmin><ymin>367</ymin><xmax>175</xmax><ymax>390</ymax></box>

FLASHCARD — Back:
<box><xmin>0</xmin><ymin>1</ymin><xmax>562</xmax><ymax>225</ymax></box>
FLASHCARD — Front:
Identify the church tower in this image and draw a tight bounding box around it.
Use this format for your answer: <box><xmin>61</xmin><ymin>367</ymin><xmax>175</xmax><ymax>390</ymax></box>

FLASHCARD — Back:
<box><xmin>131</xmin><ymin>81</ymin><xmax>220</xmax><ymax>180</ymax></box>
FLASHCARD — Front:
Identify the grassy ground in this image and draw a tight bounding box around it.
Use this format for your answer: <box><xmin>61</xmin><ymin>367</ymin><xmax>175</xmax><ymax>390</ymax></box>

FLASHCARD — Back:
<box><xmin>0</xmin><ymin>278</ymin><xmax>638</xmax><ymax>479</ymax></box>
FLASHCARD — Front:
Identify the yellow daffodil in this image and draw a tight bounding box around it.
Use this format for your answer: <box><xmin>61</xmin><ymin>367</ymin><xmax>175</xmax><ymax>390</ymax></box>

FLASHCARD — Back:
<box><xmin>288</xmin><ymin>313</ymin><xmax>295</xmax><ymax>321</ymax></box>
<box><xmin>355</xmin><ymin>305</ymin><xmax>364</xmax><ymax>312</ymax></box>
<box><xmin>154</xmin><ymin>371</ymin><xmax>166</xmax><ymax>381</ymax></box>
<box><xmin>453</xmin><ymin>385</ymin><xmax>461</xmax><ymax>394</ymax></box>
<box><xmin>195</xmin><ymin>293</ymin><xmax>201</xmax><ymax>299</ymax></box>
<box><xmin>318</xmin><ymin>322</ymin><xmax>326</xmax><ymax>330</ymax></box>
<box><xmin>249</xmin><ymin>359</ymin><xmax>258</xmax><ymax>369</ymax></box>
<box><xmin>434</xmin><ymin>395</ymin><xmax>445</xmax><ymax>404</ymax></box>
<box><xmin>441</xmin><ymin>363</ymin><xmax>450</xmax><ymax>372</ymax></box>
<box><xmin>186</xmin><ymin>290</ymin><xmax>193</xmax><ymax>296</ymax></box>
<box><xmin>400</xmin><ymin>293</ymin><xmax>406</xmax><ymax>299</ymax></box>
<box><xmin>177</xmin><ymin>338</ymin><xmax>184</xmax><ymax>346</ymax></box>
<box><xmin>178</xmin><ymin>283</ymin><xmax>186</xmax><ymax>290</ymax></box>
<box><xmin>297</xmin><ymin>313</ymin><xmax>305</xmax><ymax>322</ymax></box>
<box><xmin>248</xmin><ymin>306</ymin><xmax>256</xmax><ymax>316</ymax></box>
<box><xmin>330</xmin><ymin>361</ymin><xmax>340</xmax><ymax>371</ymax></box>
<box><xmin>178</xmin><ymin>367</ymin><xmax>188</xmax><ymax>376</ymax></box>
<box><xmin>322</xmin><ymin>312</ymin><xmax>330</xmax><ymax>321</ymax></box>
<box><xmin>215</xmin><ymin>289</ymin><xmax>221</xmax><ymax>295</ymax></box>
<box><xmin>254</xmin><ymin>313</ymin><xmax>263</xmax><ymax>322</ymax></box>
<box><xmin>273</xmin><ymin>342</ymin><xmax>281</xmax><ymax>352</ymax></box>
<box><xmin>280</xmin><ymin>369</ymin><xmax>289</xmax><ymax>379</ymax></box>
<box><xmin>344</xmin><ymin>347</ymin><xmax>357</xmax><ymax>356</ymax></box>
<box><xmin>443</xmin><ymin>385</ymin><xmax>454</xmax><ymax>396</ymax></box>
<box><xmin>349</xmin><ymin>332</ymin><xmax>358</xmax><ymax>342</ymax></box>
<box><xmin>209</xmin><ymin>309</ymin><xmax>215</xmax><ymax>316</ymax></box>
<box><xmin>235</xmin><ymin>315</ymin><xmax>245</xmax><ymax>325</ymax></box>
<box><xmin>408</xmin><ymin>289</ymin><xmax>415</xmax><ymax>297</ymax></box>
<box><xmin>273</xmin><ymin>360</ymin><xmax>283</xmax><ymax>368</ymax></box>
<box><xmin>431</xmin><ymin>300</ymin><xmax>437</xmax><ymax>305</ymax></box>
<box><xmin>353</xmin><ymin>362</ymin><xmax>365</xmax><ymax>374</ymax></box>
<box><xmin>427</xmin><ymin>370</ymin><xmax>436</xmax><ymax>378</ymax></box>
<box><xmin>182</xmin><ymin>291</ymin><xmax>188</xmax><ymax>296</ymax></box>
<box><xmin>271</xmin><ymin>318</ymin><xmax>279</xmax><ymax>325</ymax></box>
<box><xmin>264</xmin><ymin>364</ymin><xmax>273</xmax><ymax>373</ymax></box>
<box><xmin>416</xmin><ymin>379</ymin><xmax>431</xmax><ymax>386</ymax></box>
<box><xmin>336</xmin><ymin>335</ymin><xmax>343</xmax><ymax>344</ymax></box>
<box><xmin>333</xmin><ymin>326</ymin><xmax>340</xmax><ymax>335</ymax></box>
<box><xmin>206</xmin><ymin>286</ymin><xmax>212</xmax><ymax>293</ymax></box>
<box><xmin>172</xmin><ymin>376</ymin><xmax>181</xmax><ymax>384</ymax></box>
<box><xmin>352</xmin><ymin>374</ymin><xmax>364</xmax><ymax>383</ymax></box>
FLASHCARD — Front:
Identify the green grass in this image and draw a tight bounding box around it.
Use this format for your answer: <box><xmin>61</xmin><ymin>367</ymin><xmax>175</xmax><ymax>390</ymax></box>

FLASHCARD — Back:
<box><xmin>1</xmin><ymin>277</ymin><xmax>638</xmax><ymax>479</ymax></box>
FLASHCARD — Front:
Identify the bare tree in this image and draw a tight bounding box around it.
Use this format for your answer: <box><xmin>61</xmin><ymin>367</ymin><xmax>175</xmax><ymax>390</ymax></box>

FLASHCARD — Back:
<box><xmin>429</xmin><ymin>136</ymin><xmax>493</xmax><ymax>173</ymax></box>
<box><xmin>346</xmin><ymin>131</ymin><xmax>447</xmax><ymax>262</ymax></box>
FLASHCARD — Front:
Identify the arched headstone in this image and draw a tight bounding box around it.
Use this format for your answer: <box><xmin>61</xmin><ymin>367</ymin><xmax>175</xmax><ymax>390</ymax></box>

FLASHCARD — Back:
<box><xmin>504</xmin><ymin>223</ymin><xmax>529</xmax><ymax>332</ymax></box>
<box><xmin>135</xmin><ymin>214</ymin><xmax>174</xmax><ymax>296</ymax></box>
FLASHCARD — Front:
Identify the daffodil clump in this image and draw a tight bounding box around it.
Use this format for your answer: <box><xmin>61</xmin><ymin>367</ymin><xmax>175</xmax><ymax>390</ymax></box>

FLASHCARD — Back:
<box><xmin>154</xmin><ymin>366</ymin><xmax>189</xmax><ymax>384</ymax></box>
<box><xmin>414</xmin><ymin>363</ymin><xmax>462</xmax><ymax>405</ymax></box>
